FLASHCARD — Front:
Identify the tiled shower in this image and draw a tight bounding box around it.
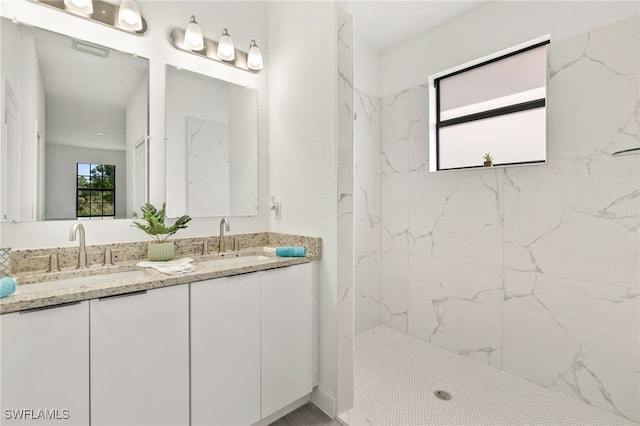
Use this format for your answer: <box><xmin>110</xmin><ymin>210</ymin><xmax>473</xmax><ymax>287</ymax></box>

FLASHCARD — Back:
<box><xmin>353</xmin><ymin>15</ymin><xmax>639</xmax><ymax>423</ymax></box>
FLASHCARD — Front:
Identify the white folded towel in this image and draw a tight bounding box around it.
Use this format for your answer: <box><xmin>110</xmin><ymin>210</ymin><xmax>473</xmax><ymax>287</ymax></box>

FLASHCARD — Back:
<box><xmin>136</xmin><ymin>257</ymin><xmax>195</xmax><ymax>275</ymax></box>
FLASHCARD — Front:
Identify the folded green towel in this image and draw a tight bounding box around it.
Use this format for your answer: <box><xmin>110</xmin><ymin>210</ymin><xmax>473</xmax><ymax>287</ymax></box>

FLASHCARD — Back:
<box><xmin>0</xmin><ymin>276</ymin><xmax>17</xmax><ymax>298</ymax></box>
<box><xmin>275</xmin><ymin>247</ymin><xmax>306</xmax><ymax>257</ymax></box>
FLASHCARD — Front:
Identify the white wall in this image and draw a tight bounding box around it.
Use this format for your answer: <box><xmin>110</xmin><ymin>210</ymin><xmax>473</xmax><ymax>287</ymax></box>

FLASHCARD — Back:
<box><xmin>268</xmin><ymin>0</ymin><xmax>339</xmax><ymax>414</ymax></box>
<box><xmin>18</xmin><ymin>23</ymin><xmax>44</xmax><ymax>222</ymax></box>
<box><xmin>228</xmin><ymin>84</ymin><xmax>259</xmax><ymax>215</ymax></box>
<box><xmin>381</xmin><ymin>0</ymin><xmax>640</xmax><ymax>97</ymax></box>
<box><xmin>0</xmin><ymin>19</ymin><xmax>44</xmax><ymax>224</ymax></box>
<box><xmin>0</xmin><ymin>0</ymin><xmax>269</xmax><ymax>249</ymax></box>
<box><xmin>126</xmin><ymin>74</ymin><xmax>149</xmax><ymax>216</ymax></box>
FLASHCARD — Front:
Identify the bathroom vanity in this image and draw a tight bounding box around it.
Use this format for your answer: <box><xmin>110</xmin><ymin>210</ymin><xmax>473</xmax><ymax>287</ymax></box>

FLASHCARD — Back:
<box><xmin>1</xmin><ymin>239</ymin><xmax>318</xmax><ymax>426</ymax></box>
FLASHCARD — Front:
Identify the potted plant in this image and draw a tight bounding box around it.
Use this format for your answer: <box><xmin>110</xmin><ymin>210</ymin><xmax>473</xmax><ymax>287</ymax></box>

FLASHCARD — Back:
<box><xmin>132</xmin><ymin>202</ymin><xmax>191</xmax><ymax>261</ymax></box>
<box><xmin>483</xmin><ymin>153</ymin><xmax>493</xmax><ymax>167</ymax></box>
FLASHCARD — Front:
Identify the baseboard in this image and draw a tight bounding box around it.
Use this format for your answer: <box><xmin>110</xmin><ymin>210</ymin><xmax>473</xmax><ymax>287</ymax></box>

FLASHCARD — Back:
<box><xmin>252</xmin><ymin>395</ymin><xmax>310</xmax><ymax>426</ymax></box>
<box><xmin>310</xmin><ymin>384</ymin><xmax>336</xmax><ymax>418</ymax></box>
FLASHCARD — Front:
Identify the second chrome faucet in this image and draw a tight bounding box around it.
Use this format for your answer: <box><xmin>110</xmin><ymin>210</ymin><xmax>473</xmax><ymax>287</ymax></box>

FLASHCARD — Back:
<box><xmin>69</xmin><ymin>222</ymin><xmax>87</xmax><ymax>268</ymax></box>
<box><xmin>219</xmin><ymin>218</ymin><xmax>230</xmax><ymax>253</ymax></box>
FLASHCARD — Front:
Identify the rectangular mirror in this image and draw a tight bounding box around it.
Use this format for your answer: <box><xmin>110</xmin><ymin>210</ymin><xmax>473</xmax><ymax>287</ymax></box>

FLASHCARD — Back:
<box><xmin>0</xmin><ymin>18</ymin><xmax>149</xmax><ymax>222</ymax></box>
<box><xmin>165</xmin><ymin>65</ymin><xmax>258</xmax><ymax>217</ymax></box>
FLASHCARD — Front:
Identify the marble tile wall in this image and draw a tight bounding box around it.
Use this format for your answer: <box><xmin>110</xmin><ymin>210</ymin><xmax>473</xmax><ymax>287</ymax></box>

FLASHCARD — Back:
<box><xmin>372</xmin><ymin>16</ymin><xmax>639</xmax><ymax>422</ymax></box>
<box><xmin>354</xmin><ymin>88</ymin><xmax>382</xmax><ymax>335</ymax></box>
<box><xmin>501</xmin><ymin>16</ymin><xmax>639</xmax><ymax>421</ymax></box>
<box><xmin>186</xmin><ymin>117</ymin><xmax>230</xmax><ymax>217</ymax></box>
<box><xmin>336</xmin><ymin>7</ymin><xmax>355</xmax><ymax>417</ymax></box>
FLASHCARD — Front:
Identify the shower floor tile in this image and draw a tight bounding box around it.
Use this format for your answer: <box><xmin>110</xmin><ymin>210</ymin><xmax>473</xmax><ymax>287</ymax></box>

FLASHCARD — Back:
<box><xmin>353</xmin><ymin>325</ymin><xmax>637</xmax><ymax>426</ymax></box>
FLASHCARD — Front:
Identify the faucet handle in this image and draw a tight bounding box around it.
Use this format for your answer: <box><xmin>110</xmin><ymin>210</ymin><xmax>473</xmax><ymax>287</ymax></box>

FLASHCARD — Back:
<box><xmin>28</xmin><ymin>254</ymin><xmax>60</xmax><ymax>272</ymax></box>
<box><xmin>50</xmin><ymin>253</ymin><xmax>60</xmax><ymax>272</ymax></box>
<box><xmin>104</xmin><ymin>248</ymin><xmax>125</xmax><ymax>266</ymax></box>
<box><xmin>233</xmin><ymin>237</ymin><xmax>240</xmax><ymax>252</ymax></box>
<box><xmin>191</xmin><ymin>241</ymin><xmax>209</xmax><ymax>256</ymax></box>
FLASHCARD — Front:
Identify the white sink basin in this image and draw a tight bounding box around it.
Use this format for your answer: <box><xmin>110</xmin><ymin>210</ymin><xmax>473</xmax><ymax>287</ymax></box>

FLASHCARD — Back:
<box><xmin>197</xmin><ymin>254</ymin><xmax>271</xmax><ymax>268</ymax></box>
<box><xmin>16</xmin><ymin>270</ymin><xmax>154</xmax><ymax>294</ymax></box>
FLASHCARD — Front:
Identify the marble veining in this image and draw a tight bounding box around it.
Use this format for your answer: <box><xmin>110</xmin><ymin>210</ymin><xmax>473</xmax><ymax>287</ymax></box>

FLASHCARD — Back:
<box><xmin>354</xmin><ymin>87</ymin><xmax>383</xmax><ymax>336</ymax></box>
<box><xmin>359</xmin><ymin>15</ymin><xmax>639</xmax><ymax>422</ymax></box>
<box><xmin>187</xmin><ymin>117</ymin><xmax>231</xmax><ymax>217</ymax></box>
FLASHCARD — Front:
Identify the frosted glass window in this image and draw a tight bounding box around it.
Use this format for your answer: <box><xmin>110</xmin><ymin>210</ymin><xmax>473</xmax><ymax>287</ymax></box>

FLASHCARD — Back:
<box><xmin>429</xmin><ymin>38</ymin><xmax>549</xmax><ymax>171</ymax></box>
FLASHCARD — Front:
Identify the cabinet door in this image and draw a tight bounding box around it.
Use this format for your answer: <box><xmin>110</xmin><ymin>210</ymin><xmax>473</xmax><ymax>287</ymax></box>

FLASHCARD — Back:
<box><xmin>191</xmin><ymin>274</ymin><xmax>261</xmax><ymax>426</ymax></box>
<box><xmin>260</xmin><ymin>263</ymin><xmax>313</xmax><ymax>418</ymax></box>
<box><xmin>1</xmin><ymin>301</ymin><xmax>89</xmax><ymax>426</ymax></box>
<box><xmin>90</xmin><ymin>285</ymin><xmax>189</xmax><ymax>426</ymax></box>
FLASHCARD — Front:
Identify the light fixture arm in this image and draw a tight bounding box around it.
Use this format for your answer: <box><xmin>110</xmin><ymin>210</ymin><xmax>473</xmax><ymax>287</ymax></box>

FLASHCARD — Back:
<box><xmin>169</xmin><ymin>28</ymin><xmax>261</xmax><ymax>73</ymax></box>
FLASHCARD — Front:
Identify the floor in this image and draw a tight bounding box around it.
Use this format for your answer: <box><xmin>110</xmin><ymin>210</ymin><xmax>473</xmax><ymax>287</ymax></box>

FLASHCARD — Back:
<box><xmin>351</xmin><ymin>325</ymin><xmax>637</xmax><ymax>426</ymax></box>
<box><xmin>269</xmin><ymin>403</ymin><xmax>342</xmax><ymax>426</ymax></box>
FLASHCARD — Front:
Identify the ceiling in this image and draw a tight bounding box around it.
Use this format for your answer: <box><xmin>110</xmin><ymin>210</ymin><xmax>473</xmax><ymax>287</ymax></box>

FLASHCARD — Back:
<box><xmin>349</xmin><ymin>1</ymin><xmax>487</xmax><ymax>52</ymax></box>
<box><xmin>23</xmin><ymin>24</ymin><xmax>147</xmax><ymax>150</ymax></box>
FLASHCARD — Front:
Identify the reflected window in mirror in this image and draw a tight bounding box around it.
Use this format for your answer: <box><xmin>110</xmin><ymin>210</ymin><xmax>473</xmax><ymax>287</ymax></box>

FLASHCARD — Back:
<box><xmin>0</xmin><ymin>18</ymin><xmax>149</xmax><ymax>223</ymax></box>
<box><xmin>76</xmin><ymin>163</ymin><xmax>116</xmax><ymax>218</ymax></box>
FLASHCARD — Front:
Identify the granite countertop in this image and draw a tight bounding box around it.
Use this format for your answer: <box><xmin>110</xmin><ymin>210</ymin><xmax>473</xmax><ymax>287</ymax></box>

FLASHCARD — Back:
<box><xmin>1</xmin><ymin>248</ymin><xmax>318</xmax><ymax>314</ymax></box>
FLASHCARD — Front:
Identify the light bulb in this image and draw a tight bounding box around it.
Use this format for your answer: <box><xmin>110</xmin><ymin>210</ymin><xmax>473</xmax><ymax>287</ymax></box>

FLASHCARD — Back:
<box><xmin>64</xmin><ymin>0</ymin><xmax>93</xmax><ymax>15</ymax></box>
<box><xmin>184</xmin><ymin>15</ymin><xmax>204</xmax><ymax>51</ymax></box>
<box><xmin>247</xmin><ymin>40</ymin><xmax>263</xmax><ymax>71</ymax></box>
<box><xmin>118</xmin><ymin>0</ymin><xmax>142</xmax><ymax>31</ymax></box>
<box><xmin>217</xmin><ymin>28</ymin><xmax>235</xmax><ymax>61</ymax></box>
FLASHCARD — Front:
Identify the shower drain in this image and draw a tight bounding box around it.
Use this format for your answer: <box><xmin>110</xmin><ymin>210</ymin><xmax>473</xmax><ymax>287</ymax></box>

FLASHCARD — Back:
<box><xmin>434</xmin><ymin>390</ymin><xmax>452</xmax><ymax>401</ymax></box>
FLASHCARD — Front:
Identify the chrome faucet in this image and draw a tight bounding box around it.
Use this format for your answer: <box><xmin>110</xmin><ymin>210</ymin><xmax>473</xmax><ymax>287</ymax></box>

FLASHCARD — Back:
<box><xmin>69</xmin><ymin>223</ymin><xmax>87</xmax><ymax>268</ymax></box>
<box><xmin>219</xmin><ymin>217</ymin><xmax>230</xmax><ymax>253</ymax></box>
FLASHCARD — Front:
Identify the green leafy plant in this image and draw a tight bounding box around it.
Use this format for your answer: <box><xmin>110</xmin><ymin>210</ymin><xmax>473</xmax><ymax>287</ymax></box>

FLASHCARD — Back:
<box><xmin>483</xmin><ymin>153</ymin><xmax>493</xmax><ymax>163</ymax></box>
<box><xmin>132</xmin><ymin>202</ymin><xmax>191</xmax><ymax>243</ymax></box>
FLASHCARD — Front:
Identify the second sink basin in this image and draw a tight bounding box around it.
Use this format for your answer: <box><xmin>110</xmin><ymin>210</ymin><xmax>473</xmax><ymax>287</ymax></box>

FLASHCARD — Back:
<box><xmin>197</xmin><ymin>254</ymin><xmax>271</xmax><ymax>268</ymax></box>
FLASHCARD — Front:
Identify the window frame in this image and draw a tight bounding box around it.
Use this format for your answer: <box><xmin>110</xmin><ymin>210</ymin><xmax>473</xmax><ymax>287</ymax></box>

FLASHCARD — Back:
<box><xmin>429</xmin><ymin>35</ymin><xmax>551</xmax><ymax>172</ymax></box>
<box><xmin>76</xmin><ymin>163</ymin><xmax>116</xmax><ymax>218</ymax></box>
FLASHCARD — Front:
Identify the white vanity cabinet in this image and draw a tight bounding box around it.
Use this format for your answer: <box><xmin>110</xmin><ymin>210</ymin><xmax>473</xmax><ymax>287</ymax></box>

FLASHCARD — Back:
<box><xmin>190</xmin><ymin>273</ymin><xmax>261</xmax><ymax>426</ymax></box>
<box><xmin>0</xmin><ymin>301</ymin><xmax>90</xmax><ymax>426</ymax></box>
<box><xmin>261</xmin><ymin>263</ymin><xmax>313</xmax><ymax>418</ymax></box>
<box><xmin>1</xmin><ymin>259</ymin><xmax>314</xmax><ymax>426</ymax></box>
<box><xmin>89</xmin><ymin>285</ymin><xmax>189</xmax><ymax>426</ymax></box>
<box><xmin>190</xmin><ymin>262</ymin><xmax>314</xmax><ymax>424</ymax></box>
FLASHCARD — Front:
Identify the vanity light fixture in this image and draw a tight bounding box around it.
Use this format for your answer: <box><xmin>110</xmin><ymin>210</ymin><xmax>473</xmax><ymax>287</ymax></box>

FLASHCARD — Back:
<box><xmin>64</xmin><ymin>0</ymin><xmax>93</xmax><ymax>15</ymax></box>
<box><xmin>217</xmin><ymin>28</ymin><xmax>235</xmax><ymax>61</ymax></box>
<box><xmin>117</xmin><ymin>0</ymin><xmax>143</xmax><ymax>31</ymax></box>
<box><xmin>28</xmin><ymin>0</ymin><xmax>148</xmax><ymax>35</ymax></box>
<box><xmin>184</xmin><ymin>15</ymin><xmax>204</xmax><ymax>51</ymax></box>
<box><xmin>247</xmin><ymin>40</ymin><xmax>263</xmax><ymax>71</ymax></box>
<box><xmin>169</xmin><ymin>19</ymin><xmax>263</xmax><ymax>73</ymax></box>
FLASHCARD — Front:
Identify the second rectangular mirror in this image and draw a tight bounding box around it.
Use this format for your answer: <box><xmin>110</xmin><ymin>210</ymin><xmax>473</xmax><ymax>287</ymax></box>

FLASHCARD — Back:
<box><xmin>165</xmin><ymin>66</ymin><xmax>258</xmax><ymax>217</ymax></box>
